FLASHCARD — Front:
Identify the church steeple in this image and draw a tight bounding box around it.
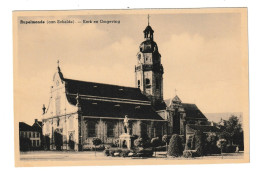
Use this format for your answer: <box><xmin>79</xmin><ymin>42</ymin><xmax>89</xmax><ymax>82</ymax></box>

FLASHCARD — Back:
<box><xmin>143</xmin><ymin>15</ymin><xmax>154</xmax><ymax>41</ymax></box>
<box><xmin>135</xmin><ymin>16</ymin><xmax>164</xmax><ymax>107</ymax></box>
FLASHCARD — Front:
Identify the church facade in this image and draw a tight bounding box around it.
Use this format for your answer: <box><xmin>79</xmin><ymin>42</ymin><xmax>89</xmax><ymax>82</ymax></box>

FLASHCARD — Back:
<box><xmin>42</xmin><ymin>22</ymin><xmax>212</xmax><ymax>151</ymax></box>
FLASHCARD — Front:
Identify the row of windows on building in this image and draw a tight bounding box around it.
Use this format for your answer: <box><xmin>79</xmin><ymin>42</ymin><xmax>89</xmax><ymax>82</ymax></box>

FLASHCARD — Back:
<box><xmin>31</xmin><ymin>139</ymin><xmax>41</xmax><ymax>147</ymax></box>
<box><xmin>20</xmin><ymin>131</ymin><xmax>40</xmax><ymax>138</ymax></box>
<box><xmin>87</xmin><ymin>121</ymin><xmax>116</xmax><ymax>138</ymax></box>
<box><xmin>137</xmin><ymin>78</ymin><xmax>160</xmax><ymax>89</ymax></box>
<box><xmin>87</xmin><ymin>121</ymin><xmax>153</xmax><ymax>138</ymax></box>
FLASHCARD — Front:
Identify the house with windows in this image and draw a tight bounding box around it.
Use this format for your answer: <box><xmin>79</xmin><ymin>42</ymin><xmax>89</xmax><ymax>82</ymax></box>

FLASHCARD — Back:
<box><xmin>19</xmin><ymin>119</ymin><xmax>42</xmax><ymax>151</ymax></box>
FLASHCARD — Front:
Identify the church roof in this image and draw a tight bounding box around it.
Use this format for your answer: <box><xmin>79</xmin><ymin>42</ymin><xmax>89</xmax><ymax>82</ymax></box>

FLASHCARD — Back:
<box><xmin>64</xmin><ymin>78</ymin><xmax>150</xmax><ymax>101</ymax></box>
<box><xmin>187</xmin><ymin>125</ymin><xmax>221</xmax><ymax>133</ymax></box>
<box><xmin>172</xmin><ymin>95</ymin><xmax>182</xmax><ymax>103</ymax></box>
<box><xmin>19</xmin><ymin>122</ymin><xmax>41</xmax><ymax>132</ymax></box>
<box><xmin>164</xmin><ymin>98</ymin><xmax>207</xmax><ymax>119</ymax></box>
<box><xmin>182</xmin><ymin>103</ymin><xmax>207</xmax><ymax>119</ymax></box>
<box><xmin>143</xmin><ymin>25</ymin><xmax>154</xmax><ymax>33</ymax></box>
<box><xmin>64</xmin><ymin>78</ymin><xmax>164</xmax><ymax>121</ymax></box>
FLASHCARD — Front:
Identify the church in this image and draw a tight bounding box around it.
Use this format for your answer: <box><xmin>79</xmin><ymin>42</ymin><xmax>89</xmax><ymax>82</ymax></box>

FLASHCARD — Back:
<box><xmin>42</xmin><ymin>20</ymin><xmax>211</xmax><ymax>151</ymax></box>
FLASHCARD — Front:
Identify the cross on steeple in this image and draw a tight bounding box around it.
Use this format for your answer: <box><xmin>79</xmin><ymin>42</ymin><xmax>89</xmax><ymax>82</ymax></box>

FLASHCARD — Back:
<box><xmin>147</xmin><ymin>14</ymin><xmax>150</xmax><ymax>26</ymax></box>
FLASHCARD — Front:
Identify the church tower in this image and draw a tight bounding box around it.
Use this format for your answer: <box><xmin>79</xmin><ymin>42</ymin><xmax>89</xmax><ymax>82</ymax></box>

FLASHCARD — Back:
<box><xmin>135</xmin><ymin>16</ymin><xmax>164</xmax><ymax>107</ymax></box>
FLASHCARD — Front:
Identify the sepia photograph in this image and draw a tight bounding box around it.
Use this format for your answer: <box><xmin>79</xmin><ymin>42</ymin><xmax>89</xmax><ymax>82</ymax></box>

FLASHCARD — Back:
<box><xmin>13</xmin><ymin>8</ymin><xmax>249</xmax><ymax>167</ymax></box>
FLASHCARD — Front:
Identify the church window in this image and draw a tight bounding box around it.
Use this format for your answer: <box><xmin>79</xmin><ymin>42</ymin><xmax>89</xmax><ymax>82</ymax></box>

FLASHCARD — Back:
<box><xmin>138</xmin><ymin>80</ymin><xmax>140</xmax><ymax>88</ymax></box>
<box><xmin>88</xmin><ymin>121</ymin><xmax>96</xmax><ymax>137</ymax></box>
<box><xmin>55</xmin><ymin>96</ymin><xmax>61</xmax><ymax>115</ymax></box>
<box><xmin>156</xmin><ymin>78</ymin><xmax>160</xmax><ymax>89</ymax></box>
<box><xmin>141</xmin><ymin>123</ymin><xmax>148</xmax><ymax>138</ymax></box>
<box><xmin>57</xmin><ymin>118</ymin><xmax>60</xmax><ymax>126</ymax></box>
<box><xmin>107</xmin><ymin>122</ymin><xmax>114</xmax><ymax>137</ymax></box>
<box><xmin>145</xmin><ymin>78</ymin><xmax>151</xmax><ymax>88</ymax></box>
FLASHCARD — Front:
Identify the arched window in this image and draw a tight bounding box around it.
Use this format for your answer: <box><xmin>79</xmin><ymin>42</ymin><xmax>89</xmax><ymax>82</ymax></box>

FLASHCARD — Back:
<box><xmin>156</xmin><ymin>78</ymin><xmax>160</xmax><ymax>89</ymax></box>
<box><xmin>145</xmin><ymin>78</ymin><xmax>151</xmax><ymax>88</ymax></box>
<box><xmin>107</xmin><ymin>122</ymin><xmax>115</xmax><ymax>137</ymax></box>
<box><xmin>88</xmin><ymin>121</ymin><xmax>96</xmax><ymax>137</ymax></box>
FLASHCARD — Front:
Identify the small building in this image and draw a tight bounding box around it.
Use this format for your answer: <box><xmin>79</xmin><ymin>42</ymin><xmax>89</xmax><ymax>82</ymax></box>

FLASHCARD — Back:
<box><xmin>19</xmin><ymin>119</ymin><xmax>42</xmax><ymax>151</ymax></box>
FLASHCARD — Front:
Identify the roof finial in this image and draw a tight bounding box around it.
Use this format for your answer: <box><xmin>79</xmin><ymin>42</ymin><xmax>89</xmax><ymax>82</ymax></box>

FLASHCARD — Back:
<box><xmin>148</xmin><ymin>14</ymin><xmax>150</xmax><ymax>26</ymax></box>
<box><xmin>57</xmin><ymin>60</ymin><xmax>61</xmax><ymax>72</ymax></box>
<box><xmin>175</xmin><ymin>88</ymin><xmax>178</xmax><ymax>96</ymax></box>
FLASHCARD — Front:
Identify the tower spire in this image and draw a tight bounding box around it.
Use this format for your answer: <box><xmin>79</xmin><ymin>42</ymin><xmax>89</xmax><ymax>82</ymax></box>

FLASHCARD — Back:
<box><xmin>148</xmin><ymin>14</ymin><xmax>150</xmax><ymax>26</ymax></box>
<box><xmin>57</xmin><ymin>59</ymin><xmax>61</xmax><ymax>72</ymax></box>
<box><xmin>175</xmin><ymin>88</ymin><xmax>178</xmax><ymax>96</ymax></box>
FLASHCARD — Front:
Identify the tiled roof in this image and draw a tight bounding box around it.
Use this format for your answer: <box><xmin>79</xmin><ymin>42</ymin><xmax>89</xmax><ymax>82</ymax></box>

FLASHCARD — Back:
<box><xmin>64</xmin><ymin>78</ymin><xmax>150</xmax><ymax>102</ymax></box>
<box><xmin>164</xmin><ymin>98</ymin><xmax>207</xmax><ymax>119</ymax></box>
<box><xmin>182</xmin><ymin>103</ymin><xmax>207</xmax><ymax>119</ymax></box>
<box><xmin>64</xmin><ymin>78</ymin><xmax>164</xmax><ymax>121</ymax></box>
<box><xmin>19</xmin><ymin>122</ymin><xmax>41</xmax><ymax>132</ymax></box>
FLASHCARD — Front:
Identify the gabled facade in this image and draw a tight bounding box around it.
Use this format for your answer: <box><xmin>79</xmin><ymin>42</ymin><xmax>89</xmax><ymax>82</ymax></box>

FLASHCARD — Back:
<box><xmin>158</xmin><ymin>95</ymin><xmax>211</xmax><ymax>140</ymax></box>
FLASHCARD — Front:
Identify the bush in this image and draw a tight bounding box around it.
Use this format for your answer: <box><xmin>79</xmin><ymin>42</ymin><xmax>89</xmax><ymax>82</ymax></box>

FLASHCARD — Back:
<box><xmin>92</xmin><ymin>137</ymin><xmax>102</xmax><ymax>146</ymax></box>
<box><xmin>155</xmin><ymin>145</ymin><xmax>166</xmax><ymax>151</ymax></box>
<box><xmin>204</xmin><ymin>133</ymin><xmax>220</xmax><ymax>155</ymax></box>
<box><xmin>134</xmin><ymin>138</ymin><xmax>144</xmax><ymax>147</ymax></box>
<box><xmin>185</xmin><ymin>135</ymin><xmax>195</xmax><ymax>150</ymax></box>
<box><xmin>151</xmin><ymin>137</ymin><xmax>161</xmax><ymax>148</ymax></box>
<box><xmin>183</xmin><ymin>150</ymin><xmax>198</xmax><ymax>158</ymax></box>
<box><xmin>217</xmin><ymin>138</ymin><xmax>227</xmax><ymax>153</ymax></box>
<box><xmin>134</xmin><ymin>147</ymin><xmax>153</xmax><ymax>157</ymax></box>
<box><xmin>223</xmin><ymin>144</ymin><xmax>236</xmax><ymax>153</ymax></box>
<box><xmin>120</xmin><ymin>150</ymin><xmax>130</xmax><ymax>157</ymax></box>
<box><xmin>104</xmin><ymin>149</ymin><xmax>110</xmax><ymax>156</ymax></box>
<box><xmin>162</xmin><ymin>135</ymin><xmax>171</xmax><ymax>144</ymax></box>
<box><xmin>109</xmin><ymin>150</ymin><xmax>116</xmax><ymax>156</ymax></box>
<box><xmin>168</xmin><ymin>134</ymin><xmax>183</xmax><ymax>157</ymax></box>
<box><xmin>103</xmin><ymin>148</ymin><xmax>134</xmax><ymax>157</ymax></box>
<box><xmin>194</xmin><ymin>131</ymin><xmax>206</xmax><ymax>156</ymax></box>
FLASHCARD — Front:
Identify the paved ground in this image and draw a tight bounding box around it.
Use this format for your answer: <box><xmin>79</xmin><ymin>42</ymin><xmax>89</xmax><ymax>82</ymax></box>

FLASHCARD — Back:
<box><xmin>20</xmin><ymin>151</ymin><xmax>244</xmax><ymax>161</ymax></box>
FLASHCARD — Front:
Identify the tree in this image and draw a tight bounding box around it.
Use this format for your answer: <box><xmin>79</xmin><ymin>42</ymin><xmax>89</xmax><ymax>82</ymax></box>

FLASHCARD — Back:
<box><xmin>217</xmin><ymin>138</ymin><xmax>227</xmax><ymax>158</ymax></box>
<box><xmin>222</xmin><ymin>115</ymin><xmax>243</xmax><ymax>145</ymax></box>
<box><xmin>185</xmin><ymin>135</ymin><xmax>195</xmax><ymax>150</ymax></box>
<box><xmin>151</xmin><ymin>137</ymin><xmax>161</xmax><ymax>157</ymax></box>
<box><xmin>92</xmin><ymin>137</ymin><xmax>102</xmax><ymax>156</ymax></box>
<box><xmin>194</xmin><ymin>130</ymin><xmax>206</xmax><ymax>156</ymax></box>
<box><xmin>168</xmin><ymin>134</ymin><xmax>183</xmax><ymax>157</ymax></box>
<box><xmin>205</xmin><ymin>133</ymin><xmax>220</xmax><ymax>155</ymax></box>
<box><xmin>162</xmin><ymin>135</ymin><xmax>171</xmax><ymax>156</ymax></box>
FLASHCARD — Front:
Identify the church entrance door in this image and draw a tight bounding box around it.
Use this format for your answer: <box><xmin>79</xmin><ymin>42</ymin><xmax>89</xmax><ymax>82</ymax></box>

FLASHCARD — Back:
<box><xmin>68</xmin><ymin>132</ymin><xmax>75</xmax><ymax>150</ymax></box>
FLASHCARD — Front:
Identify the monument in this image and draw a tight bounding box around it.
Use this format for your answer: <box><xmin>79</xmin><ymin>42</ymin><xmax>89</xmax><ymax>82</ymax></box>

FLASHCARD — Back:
<box><xmin>119</xmin><ymin>115</ymin><xmax>133</xmax><ymax>149</ymax></box>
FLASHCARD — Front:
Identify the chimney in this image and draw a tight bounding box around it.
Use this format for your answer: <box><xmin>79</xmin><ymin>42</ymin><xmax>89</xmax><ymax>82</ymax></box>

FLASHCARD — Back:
<box><xmin>35</xmin><ymin>119</ymin><xmax>38</xmax><ymax>123</ymax></box>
